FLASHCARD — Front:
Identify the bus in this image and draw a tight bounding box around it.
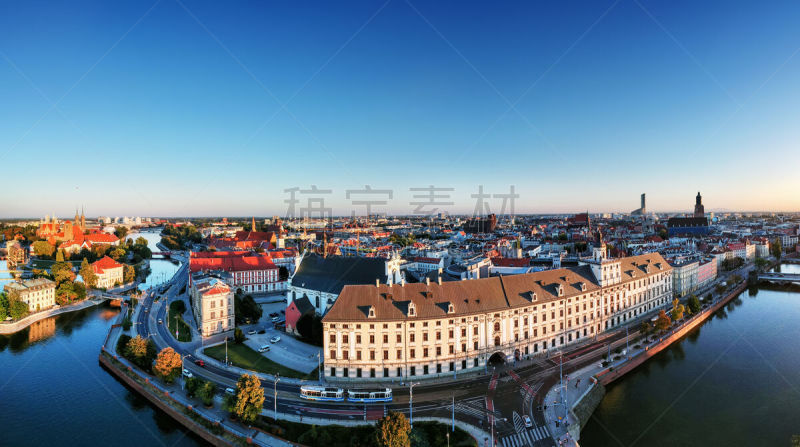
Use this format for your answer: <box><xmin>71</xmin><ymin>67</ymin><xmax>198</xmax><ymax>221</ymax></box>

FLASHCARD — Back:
<box><xmin>347</xmin><ymin>388</ymin><xmax>393</xmax><ymax>403</ymax></box>
<box><xmin>299</xmin><ymin>385</ymin><xmax>345</xmax><ymax>402</ymax></box>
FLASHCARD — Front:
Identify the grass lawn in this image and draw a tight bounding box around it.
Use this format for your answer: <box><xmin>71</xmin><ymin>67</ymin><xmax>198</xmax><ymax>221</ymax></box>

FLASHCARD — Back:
<box><xmin>204</xmin><ymin>343</ymin><xmax>317</xmax><ymax>380</ymax></box>
<box><xmin>167</xmin><ymin>302</ymin><xmax>192</xmax><ymax>342</ymax></box>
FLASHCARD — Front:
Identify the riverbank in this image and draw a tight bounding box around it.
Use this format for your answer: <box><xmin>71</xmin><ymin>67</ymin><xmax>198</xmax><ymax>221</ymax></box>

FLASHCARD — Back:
<box><xmin>0</xmin><ymin>299</ymin><xmax>102</xmax><ymax>334</ymax></box>
<box><xmin>544</xmin><ymin>279</ymin><xmax>750</xmax><ymax>446</ymax></box>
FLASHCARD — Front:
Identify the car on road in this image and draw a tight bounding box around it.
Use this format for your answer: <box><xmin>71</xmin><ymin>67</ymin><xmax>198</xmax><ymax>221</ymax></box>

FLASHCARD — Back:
<box><xmin>158</xmin><ymin>319</ymin><xmax>163</xmax><ymax>324</ymax></box>
<box><xmin>523</xmin><ymin>415</ymin><xmax>533</xmax><ymax>429</ymax></box>
<box><xmin>259</xmin><ymin>345</ymin><xmax>270</xmax><ymax>352</ymax></box>
<box><xmin>271</xmin><ymin>316</ymin><xmax>280</xmax><ymax>322</ymax></box>
<box><xmin>247</xmin><ymin>329</ymin><xmax>256</xmax><ymax>335</ymax></box>
<box><xmin>183</xmin><ymin>369</ymin><xmax>193</xmax><ymax>378</ymax></box>
<box><xmin>225</xmin><ymin>387</ymin><xmax>235</xmax><ymax>395</ymax></box>
<box><xmin>269</xmin><ymin>312</ymin><xmax>278</xmax><ymax>317</ymax></box>
<box><xmin>194</xmin><ymin>359</ymin><xmax>205</xmax><ymax>367</ymax></box>
<box><xmin>270</xmin><ymin>336</ymin><xmax>281</xmax><ymax>343</ymax></box>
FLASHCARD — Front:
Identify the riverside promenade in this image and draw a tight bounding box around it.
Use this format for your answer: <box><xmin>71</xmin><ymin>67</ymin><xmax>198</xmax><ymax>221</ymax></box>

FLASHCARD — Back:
<box><xmin>542</xmin><ymin>278</ymin><xmax>750</xmax><ymax>446</ymax></box>
<box><xmin>0</xmin><ymin>298</ymin><xmax>102</xmax><ymax>334</ymax></box>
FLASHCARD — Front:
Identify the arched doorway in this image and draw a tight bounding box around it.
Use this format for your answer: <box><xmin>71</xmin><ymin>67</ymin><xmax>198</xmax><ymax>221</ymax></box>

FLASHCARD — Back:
<box><xmin>488</xmin><ymin>352</ymin><xmax>506</xmax><ymax>366</ymax></box>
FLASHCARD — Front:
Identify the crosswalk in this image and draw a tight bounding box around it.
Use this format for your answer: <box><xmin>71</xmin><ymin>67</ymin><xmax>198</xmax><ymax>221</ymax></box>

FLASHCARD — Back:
<box><xmin>499</xmin><ymin>426</ymin><xmax>550</xmax><ymax>447</ymax></box>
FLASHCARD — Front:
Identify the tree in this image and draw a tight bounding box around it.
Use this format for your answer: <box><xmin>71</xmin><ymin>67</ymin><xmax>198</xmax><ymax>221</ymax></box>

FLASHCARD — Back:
<box><xmin>135</xmin><ymin>237</ymin><xmax>148</xmax><ymax>247</ymax></box>
<box><xmin>126</xmin><ymin>335</ymin><xmax>149</xmax><ymax>361</ymax></box>
<box><xmin>185</xmin><ymin>376</ymin><xmax>202</xmax><ymax>397</ymax></box>
<box><xmin>655</xmin><ymin>310</ymin><xmax>671</xmax><ymax>332</ymax></box>
<box><xmin>754</xmin><ymin>257</ymin><xmax>769</xmax><ymax>272</ymax></box>
<box><xmin>153</xmin><ymin>347</ymin><xmax>183</xmax><ymax>383</ymax></box>
<box><xmin>55</xmin><ymin>249</ymin><xmax>65</xmax><ymax>262</ymax></box>
<box><xmin>225</xmin><ymin>374</ymin><xmax>264</xmax><ymax>423</ymax></box>
<box><xmin>79</xmin><ymin>258</ymin><xmax>97</xmax><ymax>288</ymax></box>
<box><xmin>715</xmin><ymin>283</ymin><xmax>727</xmax><ymax>295</ymax></box>
<box><xmin>639</xmin><ymin>321</ymin><xmax>651</xmax><ymax>336</ymax></box>
<box><xmin>51</xmin><ymin>261</ymin><xmax>76</xmax><ymax>285</ymax></box>
<box><xmin>374</xmin><ymin>411</ymin><xmax>411</xmax><ymax>447</ymax></box>
<box><xmin>33</xmin><ymin>240</ymin><xmax>55</xmax><ymax>258</ymax></box>
<box><xmin>9</xmin><ymin>300</ymin><xmax>29</xmax><ymax>320</ymax></box>
<box><xmin>114</xmin><ymin>226</ymin><xmax>129</xmax><ymax>240</ymax></box>
<box><xmin>772</xmin><ymin>238</ymin><xmax>783</xmax><ymax>260</ymax></box>
<box><xmin>687</xmin><ymin>294</ymin><xmax>701</xmax><ymax>314</ymax></box>
<box><xmin>110</xmin><ymin>247</ymin><xmax>127</xmax><ymax>261</ymax></box>
<box><xmin>234</xmin><ymin>327</ymin><xmax>245</xmax><ymax>344</ymax></box>
<box><xmin>198</xmin><ymin>381</ymin><xmax>217</xmax><ymax>407</ymax></box>
<box><xmin>56</xmin><ymin>283</ymin><xmax>79</xmax><ymax>305</ymax></box>
<box><xmin>123</xmin><ymin>264</ymin><xmax>136</xmax><ymax>284</ymax></box>
<box><xmin>670</xmin><ymin>298</ymin><xmax>685</xmax><ymax>321</ymax></box>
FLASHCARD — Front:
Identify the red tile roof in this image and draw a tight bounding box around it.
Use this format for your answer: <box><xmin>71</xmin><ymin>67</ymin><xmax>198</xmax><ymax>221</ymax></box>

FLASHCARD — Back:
<box><xmin>93</xmin><ymin>255</ymin><xmax>122</xmax><ymax>274</ymax></box>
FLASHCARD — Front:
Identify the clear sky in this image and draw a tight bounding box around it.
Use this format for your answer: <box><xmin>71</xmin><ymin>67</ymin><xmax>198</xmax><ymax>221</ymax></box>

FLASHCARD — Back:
<box><xmin>1</xmin><ymin>0</ymin><xmax>799</xmax><ymax>218</ymax></box>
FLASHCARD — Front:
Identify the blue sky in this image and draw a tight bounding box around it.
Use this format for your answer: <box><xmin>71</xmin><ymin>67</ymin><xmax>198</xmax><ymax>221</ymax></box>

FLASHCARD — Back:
<box><xmin>1</xmin><ymin>0</ymin><xmax>799</xmax><ymax>217</ymax></box>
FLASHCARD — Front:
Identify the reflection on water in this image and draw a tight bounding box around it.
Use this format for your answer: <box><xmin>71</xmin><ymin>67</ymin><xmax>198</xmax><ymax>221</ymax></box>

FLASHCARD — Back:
<box><xmin>0</xmin><ymin>303</ymin><xmax>201</xmax><ymax>446</ymax></box>
<box><xmin>129</xmin><ymin>230</ymin><xmax>182</xmax><ymax>291</ymax></box>
<box><xmin>581</xmin><ymin>265</ymin><xmax>800</xmax><ymax>447</ymax></box>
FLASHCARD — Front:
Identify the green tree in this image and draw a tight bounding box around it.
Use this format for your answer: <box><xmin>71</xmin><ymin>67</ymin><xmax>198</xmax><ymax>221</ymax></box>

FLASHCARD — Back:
<box><xmin>687</xmin><ymin>294</ymin><xmax>701</xmax><ymax>314</ymax></box>
<box><xmin>772</xmin><ymin>238</ymin><xmax>783</xmax><ymax>260</ymax></box>
<box><xmin>9</xmin><ymin>300</ymin><xmax>29</xmax><ymax>320</ymax></box>
<box><xmin>51</xmin><ymin>261</ymin><xmax>76</xmax><ymax>285</ymax></box>
<box><xmin>56</xmin><ymin>283</ymin><xmax>78</xmax><ymax>305</ymax></box>
<box><xmin>185</xmin><ymin>376</ymin><xmax>202</xmax><ymax>398</ymax></box>
<box><xmin>114</xmin><ymin>226</ymin><xmax>129</xmax><ymax>241</ymax></box>
<box><xmin>639</xmin><ymin>321</ymin><xmax>651</xmax><ymax>336</ymax></box>
<box><xmin>754</xmin><ymin>257</ymin><xmax>769</xmax><ymax>272</ymax></box>
<box><xmin>198</xmin><ymin>381</ymin><xmax>217</xmax><ymax>407</ymax></box>
<box><xmin>374</xmin><ymin>411</ymin><xmax>411</xmax><ymax>447</ymax></box>
<box><xmin>0</xmin><ymin>293</ymin><xmax>8</xmax><ymax>320</ymax></box>
<box><xmin>670</xmin><ymin>298</ymin><xmax>685</xmax><ymax>321</ymax></box>
<box><xmin>123</xmin><ymin>264</ymin><xmax>136</xmax><ymax>284</ymax></box>
<box><xmin>655</xmin><ymin>310</ymin><xmax>671</xmax><ymax>332</ymax></box>
<box><xmin>79</xmin><ymin>258</ymin><xmax>97</xmax><ymax>288</ymax></box>
<box><xmin>153</xmin><ymin>347</ymin><xmax>183</xmax><ymax>383</ymax></box>
<box><xmin>110</xmin><ymin>247</ymin><xmax>127</xmax><ymax>261</ymax></box>
<box><xmin>715</xmin><ymin>283</ymin><xmax>727</xmax><ymax>295</ymax></box>
<box><xmin>234</xmin><ymin>327</ymin><xmax>245</xmax><ymax>344</ymax></box>
<box><xmin>55</xmin><ymin>249</ymin><xmax>65</xmax><ymax>262</ymax></box>
<box><xmin>135</xmin><ymin>236</ymin><xmax>148</xmax><ymax>247</ymax></box>
<box><xmin>225</xmin><ymin>374</ymin><xmax>264</xmax><ymax>423</ymax></box>
<box><xmin>33</xmin><ymin>240</ymin><xmax>55</xmax><ymax>258</ymax></box>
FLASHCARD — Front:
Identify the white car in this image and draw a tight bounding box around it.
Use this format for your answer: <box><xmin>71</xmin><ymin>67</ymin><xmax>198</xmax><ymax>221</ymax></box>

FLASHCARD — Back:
<box><xmin>523</xmin><ymin>415</ymin><xmax>533</xmax><ymax>429</ymax></box>
<box><xmin>258</xmin><ymin>345</ymin><xmax>270</xmax><ymax>352</ymax></box>
<box><xmin>182</xmin><ymin>368</ymin><xmax>192</xmax><ymax>378</ymax></box>
<box><xmin>247</xmin><ymin>329</ymin><xmax>256</xmax><ymax>335</ymax></box>
<box><xmin>270</xmin><ymin>336</ymin><xmax>281</xmax><ymax>343</ymax></box>
<box><xmin>225</xmin><ymin>387</ymin><xmax>235</xmax><ymax>395</ymax></box>
<box><xmin>271</xmin><ymin>316</ymin><xmax>279</xmax><ymax>322</ymax></box>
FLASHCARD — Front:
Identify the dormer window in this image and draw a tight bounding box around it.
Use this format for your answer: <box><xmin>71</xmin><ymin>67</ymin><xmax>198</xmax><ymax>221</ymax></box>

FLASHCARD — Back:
<box><xmin>531</xmin><ymin>291</ymin><xmax>537</xmax><ymax>302</ymax></box>
<box><xmin>368</xmin><ymin>306</ymin><xmax>375</xmax><ymax>318</ymax></box>
<box><xmin>447</xmin><ymin>303</ymin><xmax>455</xmax><ymax>314</ymax></box>
<box><xmin>408</xmin><ymin>303</ymin><xmax>416</xmax><ymax>317</ymax></box>
<box><xmin>579</xmin><ymin>282</ymin><xmax>586</xmax><ymax>292</ymax></box>
<box><xmin>557</xmin><ymin>285</ymin><xmax>564</xmax><ymax>297</ymax></box>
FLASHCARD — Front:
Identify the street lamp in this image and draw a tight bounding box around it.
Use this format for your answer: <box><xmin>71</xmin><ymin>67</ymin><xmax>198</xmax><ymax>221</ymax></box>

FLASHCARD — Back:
<box><xmin>274</xmin><ymin>373</ymin><xmax>280</xmax><ymax>421</ymax></box>
<box><xmin>409</xmin><ymin>382</ymin><xmax>420</xmax><ymax>428</ymax></box>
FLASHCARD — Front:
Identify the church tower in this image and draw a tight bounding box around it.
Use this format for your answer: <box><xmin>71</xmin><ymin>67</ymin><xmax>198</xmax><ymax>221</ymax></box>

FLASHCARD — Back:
<box><xmin>694</xmin><ymin>192</ymin><xmax>705</xmax><ymax>217</ymax></box>
<box><xmin>80</xmin><ymin>206</ymin><xmax>86</xmax><ymax>231</ymax></box>
<box><xmin>251</xmin><ymin>217</ymin><xmax>256</xmax><ymax>232</ymax></box>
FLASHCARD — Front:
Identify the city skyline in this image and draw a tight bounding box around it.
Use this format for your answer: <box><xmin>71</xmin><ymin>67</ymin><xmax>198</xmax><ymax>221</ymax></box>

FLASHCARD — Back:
<box><xmin>2</xmin><ymin>1</ymin><xmax>800</xmax><ymax>217</ymax></box>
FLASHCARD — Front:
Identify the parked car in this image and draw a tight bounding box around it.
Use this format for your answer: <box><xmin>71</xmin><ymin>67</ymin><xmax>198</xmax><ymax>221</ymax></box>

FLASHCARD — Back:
<box><xmin>194</xmin><ymin>359</ymin><xmax>205</xmax><ymax>367</ymax></box>
<box><xmin>523</xmin><ymin>415</ymin><xmax>533</xmax><ymax>429</ymax></box>
<box><xmin>182</xmin><ymin>369</ymin><xmax>192</xmax><ymax>378</ymax></box>
<box><xmin>270</xmin><ymin>336</ymin><xmax>281</xmax><ymax>343</ymax></box>
<box><xmin>259</xmin><ymin>345</ymin><xmax>270</xmax><ymax>352</ymax></box>
<box><xmin>247</xmin><ymin>329</ymin><xmax>256</xmax><ymax>335</ymax></box>
<box><xmin>271</xmin><ymin>316</ymin><xmax>279</xmax><ymax>322</ymax></box>
<box><xmin>225</xmin><ymin>387</ymin><xmax>235</xmax><ymax>395</ymax></box>
<box><xmin>158</xmin><ymin>319</ymin><xmax>163</xmax><ymax>324</ymax></box>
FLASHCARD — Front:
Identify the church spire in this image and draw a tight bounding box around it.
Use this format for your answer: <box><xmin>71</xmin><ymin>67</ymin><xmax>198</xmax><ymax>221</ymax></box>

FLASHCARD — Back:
<box><xmin>251</xmin><ymin>216</ymin><xmax>256</xmax><ymax>232</ymax></box>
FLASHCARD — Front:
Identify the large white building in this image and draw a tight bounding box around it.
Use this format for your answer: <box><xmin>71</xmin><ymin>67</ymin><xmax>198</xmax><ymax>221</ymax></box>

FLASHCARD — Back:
<box><xmin>92</xmin><ymin>256</ymin><xmax>124</xmax><ymax>289</ymax></box>
<box><xmin>190</xmin><ymin>276</ymin><xmax>234</xmax><ymax>336</ymax></box>
<box><xmin>669</xmin><ymin>258</ymin><xmax>698</xmax><ymax>297</ymax></box>
<box><xmin>321</xmin><ymin>245</ymin><xmax>673</xmax><ymax>380</ymax></box>
<box><xmin>3</xmin><ymin>278</ymin><xmax>56</xmax><ymax>312</ymax></box>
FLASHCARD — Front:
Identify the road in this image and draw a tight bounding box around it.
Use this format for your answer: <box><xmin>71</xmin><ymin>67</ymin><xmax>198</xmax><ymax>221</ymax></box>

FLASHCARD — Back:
<box><xmin>132</xmin><ymin>254</ymin><xmax>755</xmax><ymax>445</ymax></box>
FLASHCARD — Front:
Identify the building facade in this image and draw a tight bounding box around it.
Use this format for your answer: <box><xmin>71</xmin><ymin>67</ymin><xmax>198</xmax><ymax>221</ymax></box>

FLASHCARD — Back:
<box><xmin>190</xmin><ymin>276</ymin><xmax>234</xmax><ymax>336</ymax></box>
<box><xmin>669</xmin><ymin>259</ymin><xmax>699</xmax><ymax>297</ymax></box>
<box><xmin>696</xmin><ymin>258</ymin><xmax>717</xmax><ymax>291</ymax></box>
<box><xmin>321</xmin><ymin>247</ymin><xmax>672</xmax><ymax>380</ymax></box>
<box><xmin>4</xmin><ymin>278</ymin><xmax>56</xmax><ymax>312</ymax></box>
<box><xmin>92</xmin><ymin>256</ymin><xmax>124</xmax><ymax>289</ymax></box>
<box><xmin>189</xmin><ymin>251</ymin><xmax>283</xmax><ymax>294</ymax></box>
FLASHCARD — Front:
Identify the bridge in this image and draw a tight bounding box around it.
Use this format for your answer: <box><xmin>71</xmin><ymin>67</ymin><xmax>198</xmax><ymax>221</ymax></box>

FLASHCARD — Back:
<box><xmin>758</xmin><ymin>272</ymin><xmax>800</xmax><ymax>284</ymax></box>
<box><xmin>151</xmin><ymin>251</ymin><xmax>171</xmax><ymax>257</ymax></box>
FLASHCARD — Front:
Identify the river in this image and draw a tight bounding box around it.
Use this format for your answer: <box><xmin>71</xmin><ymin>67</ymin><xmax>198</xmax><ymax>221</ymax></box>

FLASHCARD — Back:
<box><xmin>581</xmin><ymin>263</ymin><xmax>800</xmax><ymax>447</ymax></box>
<box><xmin>0</xmin><ymin>228</ymin><xmax>204</xmax><ymax>446</ymax></box>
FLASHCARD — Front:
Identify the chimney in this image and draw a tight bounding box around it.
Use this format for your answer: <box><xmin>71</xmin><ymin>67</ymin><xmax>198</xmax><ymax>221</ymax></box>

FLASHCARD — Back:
<box><xmin>426</xmin><ymin>277</ymin><xmax>430</xmax><ymax>286</ymax></box>
<box><xmin>376</xmin><ymin>279</ymin><xmax>380</xmax><ymax>287</ymax></box>
<box><xmin>438</xmin><ymin>277</ymin><xmax>442</xmax><ymax>285</ymax></box>
<box><xmin>401</xmin><ymin>278</ymin><xmax>405</xmax><ymax>287</ymax></box>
